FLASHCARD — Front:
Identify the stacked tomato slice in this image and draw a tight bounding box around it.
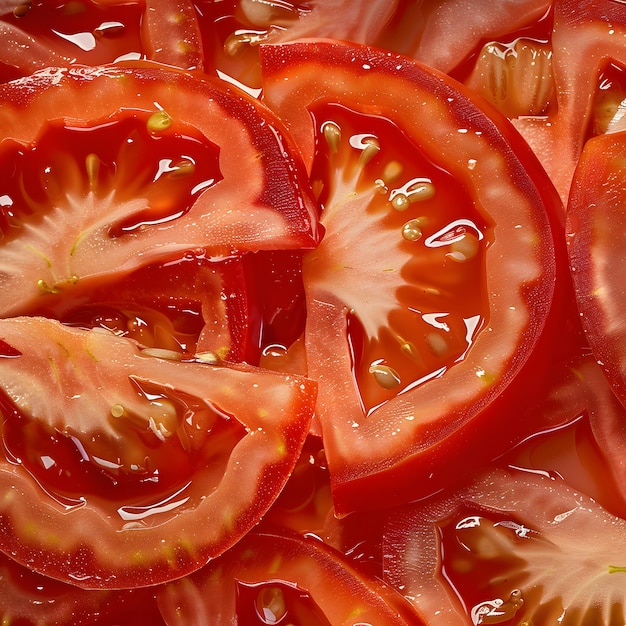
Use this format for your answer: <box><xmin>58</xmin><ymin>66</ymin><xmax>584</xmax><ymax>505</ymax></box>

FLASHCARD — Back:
<box><xmin>3</xmin><ymin>1</ymin><xmax>626</xmax><ymax>625</ymax></box>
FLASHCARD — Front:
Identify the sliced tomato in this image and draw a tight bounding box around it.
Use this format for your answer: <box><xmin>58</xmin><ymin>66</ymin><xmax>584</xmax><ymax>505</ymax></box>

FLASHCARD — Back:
<box><xmin>0</xmin><ymin>63</ymin><xmax>318</xmax><ymax>319</ymax></box>
<box><xmin>0</xmin><ymin>550</ymin><xmax>165</xmax><ymax>626</ymax></box>
<box><xmin>194</xmin><ymin>0</ymin><xmax>399</xmax><ymax>90</ymax></box>
<box><xmin>260</xmin><ymin>40</ymin><xmax>566</xmax><ymax>514</ymax></box>
<box><xmin>156</xmin><ymin>530</ymin><xmax>425</xmax><ymax>625</ymax></box>
<box><xmin>566</xmin><ymin>130</ymin><xmax>626</xmax><ymax>409</ymax></box>
<box><xmin>0</xmin><ymin>0</ymin><xmax>203</xmax><ymax>82</ymax></box>
<box><xmin>0</xmin><ymin>316</ymin><xmax>316</xmax><ymax>589</ymax></box>
<box><xmin>31</xmin><ymin>253</ymin><xmax>259</xmax><ymax>363</ymax></box>
<box><xmin>383</xmin><ymin>465</ymin><xmax>626</xmax><ymax>625</ymax></box>
<box><xmin>508</xmin><ymin>0</ymin><xmax>626</xmax><ymax>202</ymax></box>
<box><xmin>383</xmin><ymin>0</ymin><xmax>552</xmax><ymax>75</ymax></box>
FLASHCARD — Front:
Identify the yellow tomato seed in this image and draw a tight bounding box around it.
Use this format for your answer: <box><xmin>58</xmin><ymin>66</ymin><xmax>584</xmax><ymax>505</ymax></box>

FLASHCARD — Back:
<box><xmin>147</xmin><ymin>110</ymin><xmax>172</xmax><ymax>133</ymax></box>
<box><xmin>369</xmin><ymin>364</ymin><xmax>401</xmax><ymax>389</ymax></box>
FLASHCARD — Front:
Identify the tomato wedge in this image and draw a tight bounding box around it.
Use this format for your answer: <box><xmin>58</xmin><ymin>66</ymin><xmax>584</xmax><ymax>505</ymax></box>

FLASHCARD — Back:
<box><xmin>509</xmin><ymin>0</ymin><xmax>626</xmax><ymax>202</ymax></box>
<box><xmin>157</xmin><ymin>530</ymin><xmax>424</xmax><ymax>625</ymax></box>
<box><xmin>0</xmin><ymin>316</ymin><xmax>316</xmax><ymax>589</ymax></box>
<box><xmin>0</xmin><ymin>0</ymin><xmax>203</xmax><ymax>82</ymax></box>
<box><xmin>0</xmin><ymin>63</ymin><xmax>318</xmax><ymax>318</ymax></box>
<box><xmin>260</xmin><ymin>40</ymin><xmax>566</xmax><ymax>513</ymax></box>
<box><xmin>32</xmin><ymin>254</ymin><xmax>258</xmax><ymax>363</ymax></box>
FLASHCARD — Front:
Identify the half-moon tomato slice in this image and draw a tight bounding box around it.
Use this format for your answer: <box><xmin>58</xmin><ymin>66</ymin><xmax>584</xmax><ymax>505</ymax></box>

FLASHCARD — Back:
<box><xmin>0</xmin><ymin>63</ymin><xmax>319</xmax><ymax>318</ymax></box>
<box><xmin>156</xmin><ymin>530</ymin><xmax>425</xmax><ymax>625</ymax></box>
<box><xmin>0</xmin><ymin>316</ymin><xmax>316</xmax><ymax>589</ymax></box>
<box><xmin>566</xmin><ymin>129</ymin><xmax>626</xmax><ymax>408</ymax></box>
<box><xmin>260</xmin><ymin>40</ymin><xmax>566</xmax><ymax>513</ymax></box>
<box><xmin>0</xmin><ymin>550</ymin><xmax>164</xmax><ymax>625</ymax></box>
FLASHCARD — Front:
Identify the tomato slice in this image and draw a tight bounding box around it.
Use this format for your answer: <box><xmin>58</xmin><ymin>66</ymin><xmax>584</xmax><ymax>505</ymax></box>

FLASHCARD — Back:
<box><xmin>385</xmin><ymin>0</ymin><xmax>552</xmax><ymax>74</ymax></box>
<box><xmin>0</xmin><ymin>63</ymin><xmax>318</xmax><ymax>319</ymax></box>
<box><xmin>0</xmin><ymin>316</ymin><xmax>316</xmax><ymax>589</ymax></box>
<box><xmin>31</xmin><ymin>253</ymin><xmax>258</xmax><ymax>363</ymax></box>
<box><xmin>566</xmin><ymin>130</ymin><xmax>626</xmax><ymax>409</ymax></box>
<box><xmin>0</xmin><ymin>0</ymin><xmax>203</xmax><ymax>82</ymax></box>
<box><xmin>194</xmin><ymin>0</ymin><xmax>399</xmax><ymax>90</ymax></box>
<box><xmin>383</xmin><ymin>466</ymin><xmax>626</xmax><ymax>625</ymax></box>
<box><xmin>0</xmin><ymin>550</ymin><xmax>164</xmax><ymax>626</ymax></box>
<box><xmin>509</xmin><ymin>0</ymin><xmax>626</xmax><ymax>202</ymax></box>
<box><xmin>260</xmin><ymin>40</ymin><xmax>566</xmax><ymax>514</ymax></box>
<box><xmin>156</xmin><ymin>530</ymin><xmax>425</xmax><ymax>625</ymax></box>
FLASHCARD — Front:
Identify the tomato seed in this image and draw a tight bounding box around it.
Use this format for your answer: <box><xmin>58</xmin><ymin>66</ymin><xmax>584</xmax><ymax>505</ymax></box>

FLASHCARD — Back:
<box><xmin>369</xmin><ymin>364</ymin><xmax>401</xmax><ymax>389</ymax></box>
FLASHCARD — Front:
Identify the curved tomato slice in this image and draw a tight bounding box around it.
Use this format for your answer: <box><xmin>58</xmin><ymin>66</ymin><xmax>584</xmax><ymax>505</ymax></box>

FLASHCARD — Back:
<box><xmin>566</xmin><ymin>130</ymin><xmax>626</xmax><ymax>408</ymax></box>
<box><xmin>0</xmin><ymin>63</ymin><xmax>318</xmax><ymax>318</ymax></box>
<box><xmin>0</xmin><ymin>316</ymin><xmax>316</xmax><ymax>589</ymax></box>
<box><xmin>195</xmin><ymin>0</ymin><xmax>399</xmax><ymax>90</ymax></box>
<box><xmin>0</xmin><ymin>0</ymin><xmax>203</xmax><ymax>82</ymax></box>
<box><xmin>156</xmin><ymin>530</ymin><xmax>424</xmax><ymax>625</ymax></box>
<box><xmin>385</xmin><ymin>0</ymin><xmax>551</xmax><ymax>74</ymax></box>
<box><xmin>0</xmin><ymin>551</ymin><xmax>164</xmax><ymax>626</ymax></box>
<box><xmin>261</xmin><ymin>40</ymin><xmax>566</xmax><ymax>513</ymax></box>
<box><xmin>383</xmin><ymin>467</ymin><xmax>626</xmax><ymax>625</ymax></box>
<box><xmin>32</xmin><ymin>253</ymin><xmax>258</xmax><ymax>363</ymax></box>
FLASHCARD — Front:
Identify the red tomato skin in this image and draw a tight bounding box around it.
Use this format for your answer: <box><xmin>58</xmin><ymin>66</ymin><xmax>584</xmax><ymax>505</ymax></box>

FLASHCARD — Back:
<box><xmin>260</xmin><ymin>39</ymin><xmax>569</xmax><ymax>514</ymax></box>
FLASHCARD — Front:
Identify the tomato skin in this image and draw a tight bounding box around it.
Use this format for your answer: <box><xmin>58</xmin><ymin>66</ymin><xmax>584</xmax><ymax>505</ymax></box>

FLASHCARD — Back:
<box><xmin>0</xmin><ymin>63</ymin><xmax>319</xmax><ymax>318</ymax></box>
<box><xmin>156</xmin><ymin>530</ymin><xmax>425</xmax><ymax>625</ymax></box>
<box><xmin>260</xmin><ymin>39</ymin><xmax>568</xmax><ymax>514</ymax></box>
<box><xmin>0</xmin><ymin>317</ymin><xmax>317</xmax><ymax>589</ymax></box>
